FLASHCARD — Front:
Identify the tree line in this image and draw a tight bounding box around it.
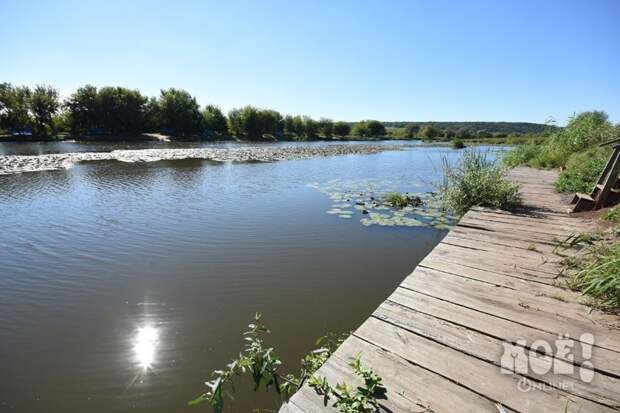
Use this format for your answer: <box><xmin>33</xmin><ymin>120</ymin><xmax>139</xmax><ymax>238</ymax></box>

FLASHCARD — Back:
<box><xmin>390</xmin><ymin>122</ymin><xmax>553</xmax><ymax>141</ymax></box>
<box><xmin>0</xmin><ymin>83</ymin><xmax>389</xmax><ymax>140</ymax></box>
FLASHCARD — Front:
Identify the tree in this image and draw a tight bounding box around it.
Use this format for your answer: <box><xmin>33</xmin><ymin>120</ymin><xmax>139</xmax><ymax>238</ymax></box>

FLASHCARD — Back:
<box><xmin>65</xmin><ymin>85</ymin><xmax>99</xmax><ymax>136</ymax></box>
<box><xmin>404</xmin><ymin>123</ymin><xmax>420</xmax><ymax>138</ymax></box>
<box><xmin>455</xmin><ymin>128</ymin><xmax>473</xmax><ymax>139</ymax></box>
<box><xmin>29</xmin><ymin>85</ymin><xmax>60</xmax><ymax>136</ymax></box>
<box><xmin>202</xmin><ymin>105</ymin><xmax>228</xmax><ymax>135</ymax></box>
<box><xmin>366</xmin><ymin>120</ymin><xmax>386</xmax><ymax>137</ymax></box>
<box><xmin>143</xmin><ymin>97</ymin><xmax>161</xmax><ymax>133</ymax></box>
<box><xmin>292</xmin><ymin>115</ymin><xmax>305</xmax><ymax>137</ymax></box>
<box><xmin>158</xmin><ymin>88</ymin><xmax>202</xmax><ymax>136</ymax></box>
<box><xmin>283</xmin><ymin>115</ymin><xmax>295</xmax><ymax>136</ymax></box>
<box><xmin>318</xmin><ymin>118</ymin><xmax>334</xmax><ymax>138</ymax></box>
<box><xmin>351</xmin><ymin>122</ymin><xmax>370</xmax><ymax>137</ymax></box>
<box><xmin>351</xmin><ymin>120</ymin><xmax>385</xmax><ymax>137</ymax></box>
<box><xmin>258</xmin><ymin>109</ymin><xmax>283</xmax><ymax>136</ymax></box>
<box><xmin>419</xmin><ymin>124</ymin><xmax>441</xmax><ymax>139</ymax></box>
<box><xmin>96</xmin><ymin>86</ymin><xmax>147</xmax><ymax>135</ymax></box>
<box><xmin>0</xmin><ymin>83</ymin><xmax>32</xmax><ymax>133</ymax></box>
<box><xmin>303</xmin><ymin>116</ymin><xmax>319</xmax><ymax>139</ymax></box>
<box><xmin>333</xmin><ymin>121</ymin><xmax>351</xmax><ymax>137</ymax></box>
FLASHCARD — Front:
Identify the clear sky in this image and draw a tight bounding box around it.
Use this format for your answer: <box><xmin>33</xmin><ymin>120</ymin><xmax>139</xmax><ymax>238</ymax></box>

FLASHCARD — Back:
<box><xmin>1</xmin><ymin>0</ymin><xmax>619</xmax><ymax>125</ymax></box>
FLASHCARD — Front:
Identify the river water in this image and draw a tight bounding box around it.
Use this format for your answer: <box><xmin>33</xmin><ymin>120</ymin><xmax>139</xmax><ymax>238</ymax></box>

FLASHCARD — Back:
<box><xmin>0</xmin><ymin>141</ymin><xmax>504</xmax><ymax>412</ymax></box>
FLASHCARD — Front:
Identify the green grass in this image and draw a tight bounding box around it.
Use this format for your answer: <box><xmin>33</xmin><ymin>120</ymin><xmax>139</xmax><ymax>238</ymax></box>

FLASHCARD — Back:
<box><xmin>602</xmin><ymin>204</ymin><xmax>620</xmax><ymax>224</ymax></box>
<box><xmin>568</xmin><ymin>243</ymin><xmax>620</xmax><ymax>311</ymax></box>
<box><xmin>439</xmin><ymin>150</ymin><xmax>520</xmax><ymax>217</ymax></box>
<box><xmin>502</xmin><ymin>144</ymin><xmax>541</xmax><ymax>167</ymax></box>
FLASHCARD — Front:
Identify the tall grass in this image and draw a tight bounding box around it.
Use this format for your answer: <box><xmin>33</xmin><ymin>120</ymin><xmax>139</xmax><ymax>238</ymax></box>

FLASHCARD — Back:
<box><xmin>440</xmin><ymin>151</ymin><xmax>520</xmax><ymax>217</ymax></box>
<box><xmin>502</xmin><ymin>111</ymin><xmax>615</xmax><ymax>169</ymax></box>
<box><xmin>569</xmin><ymin>243</ymin><xmax>620</xmax><ymax>311</ymax></box>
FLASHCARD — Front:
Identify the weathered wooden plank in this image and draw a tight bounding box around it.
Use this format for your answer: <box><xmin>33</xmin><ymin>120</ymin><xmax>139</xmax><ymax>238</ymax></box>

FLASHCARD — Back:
<box><xmin>448</xmin><ymin>226</ymin><xmax>573</xmax><ymax>254</ymax></box>
<box><xmin>441</xmin><ymin>234</ymin><xmax>564</xmax><ymax>264</ymax></box>
<box><xmin>356</xmin><ymin>317</ymin><xmax>617</xmax><ymax>413</ymax></box>
<box><xmin>373</xmin><ymin>301</ymin><xmax>620</xmax><ymax>408</ymax></box>
<box><xmin>466</xmin><ymin>209</ymin><xmax>592</xmax><ymax>231</ymax></box>
<box><xmin>420</xmin><ymin>255</ymin><xmax>572</xmax><ymax>293</ymax></box>
<box><xmin>451</xmin><ymin>224</ymin><xmax>573</xmax><ymax>248</ymax></box>
<box><xmin>460</xmin><ymin>216</ymin><xmax>580</xmax><ymax>238</ymax></box>
<box><xmin>329</xmin><ymin>336</ymin><xmax>508</xmax><ymax>412</ymax></box>
<box><xmin>386</xmin><ymin>287</ymin><xmax>620</xmax><ymax>379</ymax></box>
<box><xmin>429</xmin><ymin>243</ymin><xmax>561</xmax><ymax>278</ymax></box>
<box><xmin>401</xmin><ymin>267</ymin><xmax>620</xmax><ymax>352</ymax></box>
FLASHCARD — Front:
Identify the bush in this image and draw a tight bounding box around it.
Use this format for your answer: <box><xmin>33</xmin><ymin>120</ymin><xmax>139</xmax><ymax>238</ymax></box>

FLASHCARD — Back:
<box><xmin>555</xmin><ymin>147</ymin><xmax>608</xmax><ymax>193</ymax></box>
<box><xmin>501</xmin><ymin>110</ymin><xmax>615</xmax><ymax>170</ymax></box>
<box><xmin>502</xmin><ymin>144</ymin><xmax>539</xmax><ymax>167</ymax></box>
<box><xmin>452</xmin><ymin>138</ymin><xmax>465</xmax><ymax>149</ymax></box>
<box><xmin>440</xmin><ymin>151</ymin><xmax>520</xmax><ymax>217</ymax></box>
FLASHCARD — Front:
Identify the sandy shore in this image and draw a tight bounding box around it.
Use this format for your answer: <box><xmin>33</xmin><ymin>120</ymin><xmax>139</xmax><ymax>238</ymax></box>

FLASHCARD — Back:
<box><xmin>0</xmin><ymin>143</ymin><xmax>406</xmax><ymax>175</ymax></box>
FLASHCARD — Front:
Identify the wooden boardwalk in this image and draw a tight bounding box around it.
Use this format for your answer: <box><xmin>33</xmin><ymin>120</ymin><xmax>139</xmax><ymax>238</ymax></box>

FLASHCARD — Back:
<box><xmin>281</xmin><ymin>167</ymin><xmax>620</xmax><ymax>413</ymax></box>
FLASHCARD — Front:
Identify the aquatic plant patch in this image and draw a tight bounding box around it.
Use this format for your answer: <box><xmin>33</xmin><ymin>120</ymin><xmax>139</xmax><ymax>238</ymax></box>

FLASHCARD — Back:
<box><xmin>308</xmin><ymin>179</ymin><xmax>455</xmax><ymax>229</ymax></box>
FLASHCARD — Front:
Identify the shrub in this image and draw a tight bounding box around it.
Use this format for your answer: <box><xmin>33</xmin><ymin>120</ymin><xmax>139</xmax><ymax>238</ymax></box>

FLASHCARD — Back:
<box><xmin>501</xmin><ymin>110</ymin><xmax>615</xmax><ymax>169</ymax></box>
<box><xmin>555</xmin><ymin>147</ymin><xmax>608</xmax><ymax>193</ymax></box>
<box><xmin>502</xmin><ymin>144</ymin><xmax>539</xmax><ymax>167</ymax></box>
<box><xmin>440</xmin><ymin>150</ymin><xmax>520</xmax><ymax>217</ymax></box>
<box><xmin>452</xmin><ymin>138</ymin><xmax>465</xmax><ymax>149</ymax></box>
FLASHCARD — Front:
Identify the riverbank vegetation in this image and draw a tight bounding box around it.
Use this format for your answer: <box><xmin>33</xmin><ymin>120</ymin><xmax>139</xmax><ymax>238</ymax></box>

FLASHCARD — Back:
<box><xmin>1</xmin><ymin>82</ymin><xmax>550</xmax><ymax>143</ymax></box>
<box><xmin>439</xmin><ymin>151</ymin><xmax>520</xmax><ymax>217</ymax></box>
<box><xmin>503</xmin><ymin>111</ymin><xmax>618</xmax><ymax>193</ymax></box>
<box><xmin>190</xmin><ymin>314</ymin><xmax>385</xmax><ymax>413</ymax></box>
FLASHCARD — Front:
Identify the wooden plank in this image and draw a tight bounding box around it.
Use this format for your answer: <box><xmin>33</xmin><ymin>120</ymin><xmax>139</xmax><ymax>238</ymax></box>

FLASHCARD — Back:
<box><xmin>330</xmin><ymin>336</ymin><xmax>508</xmax><ymax>412</ymax></box>
<box><xmin>401</xmin><ymin>267</ymin><xmax>620</xmax><ymax>352</ymax></box>
<box><xmin>386</xmin><ymin>287</ymin><xmax>620</xmax><ymax>379</ymax></box>
<box><xmin>464</xmin><ymin>212</ymin><xmax>591</xmax><ymax>235</ymax></box>
<box><xmin>420</xmin><ymin>256</ymin><xmax>573</xmax><ymax>293</ymax></box>
<box><xmin>448</xmin><ymin>226</ymin><xmax>574</xmax><ymax>254</ymax></box>
<box><xmin>460</xmin><ymin>216</ymin><xmax>580</xmax><ymax>239</ymax></box>
<box><xmin>466</xmin><ymin>209</ymin><xmax>592</xmax><ymax>230</ymax></box>
<box><xmin>451</xmin><ymin>224</ymin><xmax>574</xmax><ymax>248</ymax></box>
<box><xmin>441</xmin><ymin>234</ymin><xmax>564</xmax><ymax>264</ymax></box>
<box><xmin>429</xmin><ymin>243</ymin><xmax>561</xmax><ymax>278</ymax></box>
<box><xmin>373</xmin><ymin>302</ymin><xmax>620</xmax><ymax>408</ymax></box>
<box><xmin>355</xmin><ymin>317</ymin><xmax>617</xmax><ymax>413</ymax></box>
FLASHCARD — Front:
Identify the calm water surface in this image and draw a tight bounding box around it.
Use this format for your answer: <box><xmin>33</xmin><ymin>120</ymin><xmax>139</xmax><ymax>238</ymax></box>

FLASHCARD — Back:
<box><xmin>0</xmin><ymin>142</ymin><xmax>502</xmax><ymax>412</ymax></box>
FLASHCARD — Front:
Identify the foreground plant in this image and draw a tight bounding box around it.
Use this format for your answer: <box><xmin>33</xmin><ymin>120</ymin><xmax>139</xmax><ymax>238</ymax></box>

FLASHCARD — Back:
<box><xmin>439</xmin><ymin>150</ymin><xmax>520</xmax><ymax>217</ymax></box>
<box><xmin>309</xmin><ymin>354</ymin><xmax>386</xmax><ymax>413</ymax></box>
<box><xmin>189</xmin><ymin>314</ymin><xmax>385</xmax><ymax>413</ymax></box>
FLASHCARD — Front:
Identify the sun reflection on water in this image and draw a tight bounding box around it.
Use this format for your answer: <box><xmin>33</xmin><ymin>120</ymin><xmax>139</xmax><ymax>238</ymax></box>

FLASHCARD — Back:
<box><xmin>133</xmin><ymin>325</ymin><xmax>159</xmax><ymax>369</ymax></box>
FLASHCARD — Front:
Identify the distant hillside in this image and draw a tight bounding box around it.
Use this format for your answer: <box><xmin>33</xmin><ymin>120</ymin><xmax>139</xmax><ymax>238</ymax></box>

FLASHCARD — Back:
<box><xmin>382</xmin><ymin>121</ymin><xmax>556</xmax><ymax>135</ymax></box>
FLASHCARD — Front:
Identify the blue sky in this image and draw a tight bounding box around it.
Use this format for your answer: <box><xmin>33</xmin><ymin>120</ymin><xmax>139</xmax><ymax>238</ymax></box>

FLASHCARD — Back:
<box><xmin>1</xmin><ymin>0</ymin><xmax>618</xmax><ymax>124</ymax></box>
